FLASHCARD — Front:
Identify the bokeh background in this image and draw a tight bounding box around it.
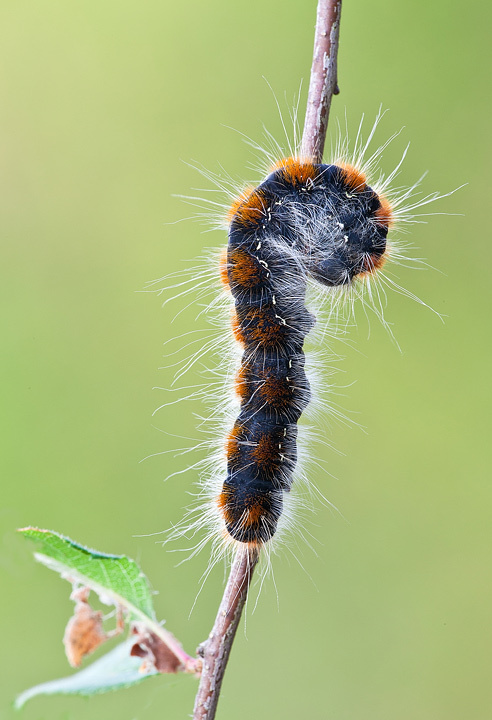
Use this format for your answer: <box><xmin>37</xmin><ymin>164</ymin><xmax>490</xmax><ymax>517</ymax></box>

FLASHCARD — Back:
<box><xmin>2</xmin><ymin>1</ymin><xmax>490</xmax><ymax>718</ymax></box>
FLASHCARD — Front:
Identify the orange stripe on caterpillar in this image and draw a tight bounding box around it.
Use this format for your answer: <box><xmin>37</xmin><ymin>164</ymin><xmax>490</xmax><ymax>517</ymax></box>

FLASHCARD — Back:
<box><xmin>373</xmin><ymin>194</ymin><xmax>394</xmax><ymax>228</ymax></box>
<box><xmin>243</xmin><ymin>307</ymin><xmax>287</xmax><ymax>349</ymax></box>
<box><xmin>218</xmin><ymin>248</ymin><xmax>229</xmax><ymax>288</ymax></box>
<box><xmin>230</xmin><ymin>309</ymin><xmax>245</xmax><ymax>344</ymax></box>
<box><xmin>251</xmin><ymin>432</ymin><xmax>283</xmax><ymax>475</ymax></box>
<box><xmin>217</xmin><ymin>488</ymin><xmax>268</xmax><ymax>536</ymax></box>
<box><xmin>239</xmin><ymin>498</ymin><xmax>268</xmax><ymax>528</ymax></box>
<box><xmin>360</xmin><ymin>248</ymin><xmax>389</xmax><ymax>275</ymax></box>
<box><xmin>227</xmin><ymin>187</ymin><xmax>267</xmax><ymax>227</ymax></box>
<box><xmin>257</xmin><ymin>372</ymin><xmax>293</xmax><ymax>411</ymax></box>
<box><xmin>228</xmin><ymin>248</ymin><xmax>265</xmax><ymax>289</ymax></box>
<box><xmin>217</xmin><ymin>486</ymin><xmax>234</xmax><ymax>525</ymax></box>
<box><xmin>225</xmin><ymin>423</ymin><xmax>245</xmax><ymax>463</ymax></box>
<box><xmin>337</xmin><ymin>162</ymin><xmax>367</xmax><ymax>192</ymax></box>
<box><xmin>270</xmin><ymin>156</ymin><xmax>318</xmax><ymax>185</ymax></box>
<box><xmin>234</xmin><ymin>363</ymin><xmax>250</xmax><ymax>401</ymax></box>
<box><xmin>225</xmin><ymin>186</ymin><xmax>255</xmax><ymax>225</ymax></box>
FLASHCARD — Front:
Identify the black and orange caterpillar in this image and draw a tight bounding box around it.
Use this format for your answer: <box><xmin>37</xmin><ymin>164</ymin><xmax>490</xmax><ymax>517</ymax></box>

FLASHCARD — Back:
<box><xmin>217</xmin><ymin>157</ymin><xmax>393</xmax><ymax>546</ymax></box>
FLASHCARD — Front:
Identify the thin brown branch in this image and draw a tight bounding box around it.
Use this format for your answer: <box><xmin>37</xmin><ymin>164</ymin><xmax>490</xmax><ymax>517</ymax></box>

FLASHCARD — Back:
<box><xmin>193</xmin><ymin>547</ymin><xmax>258</xmax><ymax>720</ymax></box>
<box><xmin>301</xmin><ymin>0</ymin><xmax>343</xmax><ymax>162</ymax></box>
<box><xmin>191</xmin><ymin>3</ymin><xmax>343</xmax><ymax>718</ymax></box>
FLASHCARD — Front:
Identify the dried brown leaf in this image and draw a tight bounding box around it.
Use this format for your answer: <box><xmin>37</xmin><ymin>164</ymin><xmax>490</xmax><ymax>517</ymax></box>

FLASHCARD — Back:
<box><xmin>130</xmin><ymin>625</ymin><xmax>182</xmax><ymax>674</ymax></box>
<box><xmin>63</xmin><ymin>591</ymin><xmax>108</xmax><ymax>668</ymax></box>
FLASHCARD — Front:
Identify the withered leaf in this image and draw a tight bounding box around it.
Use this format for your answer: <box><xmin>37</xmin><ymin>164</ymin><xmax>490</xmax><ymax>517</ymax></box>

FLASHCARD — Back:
<box><xmin>130</xmin><ymin>626</ymin><xmax>182</xmax><ymax>674</ymax></box>
<box><xmin>63</xmin><ymin>595</ymin><xmax>108</xmax><ymax>668</ymax></box>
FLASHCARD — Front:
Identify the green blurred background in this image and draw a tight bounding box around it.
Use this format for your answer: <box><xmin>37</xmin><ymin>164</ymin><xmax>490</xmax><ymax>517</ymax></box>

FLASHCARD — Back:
<box><xmin>1</xmin><ymin>0</ymin><xmax>490</xmax><ymax>718</ymax></box>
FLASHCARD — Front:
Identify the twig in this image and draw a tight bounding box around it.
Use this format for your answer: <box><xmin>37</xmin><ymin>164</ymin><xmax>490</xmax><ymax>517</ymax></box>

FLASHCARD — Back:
<box><xmin>192</xmin><ymin>3</ymin><xmax>342</xmax><ymax>718</ymax></box>
<box><xmin>193</xmin><ymin>547</ymin><xmax>258</xmax><ymax>719</ymax></box>
<box><xmin>301</xmin><ymin>0</ymin><xmax>342</xmax><ymax>162</ymax></box>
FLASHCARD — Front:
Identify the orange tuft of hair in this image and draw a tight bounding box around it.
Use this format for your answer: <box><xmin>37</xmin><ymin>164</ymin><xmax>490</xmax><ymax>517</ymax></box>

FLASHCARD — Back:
<box><xmin>248</xmin><ymin>308</ymin><xmax>284</xmax><ymax>348</ymax></box>
<box><xmin>241</xmin><ymin>499</ymin><xmax>265</xmax><ymax>528</ymax></box>
<box><xmin>258</xmin><ymin>373</ymin><xmax>291</xmax><ymax>408</ymax></box>
<box><xmin>219</xmin><ymin>248</ymin><xmax>229</xmax><ymax>288</ymax></box>
<box><xmin>360</xmin><ymin>251</ymin><xmax>388</xmax><ymax>277</ymax></box>
<box><xmin>228</xmin><ymin>248</ymin><xmax>263</xmax><ymax>289</ymax></box>
<box><xmin>337</xmin><ymin>162</ymin><xmax>367</xmax><ymax>192</ymax></box>
<box><xmin>271</xmin><ymin>156</ymin><xmax>317</xmax><ymax>185</ymax></box>
<box><xmin>217</xmin><ymin>488</ymin><xmax>235</xmax><ymax>525</ymax></box>
<box><xmin>231</xmin><ymin>310</ymin><xmax>245</xmax><ymax>344</ymax></box>
<box><xmin>234</xmin><ymin>363</ymin><xmax>250</xmax><ymax>400</ymax></box>
<box><xmin>217</xmin><ymin>488</ymin><xmax>230</xmax><ymax>510</ymax></box>
<box><xmin>226</xmin><ymin>186</ymin><xmax>255</xmax><ymax>225</ymax></box>
<box><xmin>373</xmin><ymin>194</ymin><xmax>394</xmax><ymax>228</ymax></box>
<box><xmin>228</xmin><ymin>187</ymin><xmax>267</xmax><ymax>227</ymax></box>
<box><xmin>252</xmin><ymin>433</ymin><xmax>281</xmax><ymax>472</ymax></box>
<box><xmin>225</xmin><ymin>424</ymin><xmax>243</xmax><ymax>462</ymax></box>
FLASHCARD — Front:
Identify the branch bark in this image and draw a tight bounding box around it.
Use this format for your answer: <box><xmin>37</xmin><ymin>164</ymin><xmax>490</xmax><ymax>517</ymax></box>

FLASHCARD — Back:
<box><xmin>301</xmin><ymin>0</ymin><xmax>342</xmax><ymax>163</ymax></box>
<box><xmin>193</xmin><ymin>548</ymin><xmax>258</xmax><ymax>719</ymax></box>
<box><xmin>192</xmin><ymin>3</ymin><xmax>342</xmax><ymax>718</ymax></box>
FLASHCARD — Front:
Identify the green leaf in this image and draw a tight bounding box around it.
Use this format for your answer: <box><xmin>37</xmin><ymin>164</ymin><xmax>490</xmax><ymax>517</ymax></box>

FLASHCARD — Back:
<box><xmin>14</xmin><ymin>639</ymin><xmax>158</xmax><ymax>709</ymax></box>
<box><xmin>17</xmin><ymin>526</ymin><xmax>195</xmax><ymax>706</ymax></box>
<box><xmin>19</xmin><ymin>527</ymin><xmax>158</xmax><ymax>627</ymax></box>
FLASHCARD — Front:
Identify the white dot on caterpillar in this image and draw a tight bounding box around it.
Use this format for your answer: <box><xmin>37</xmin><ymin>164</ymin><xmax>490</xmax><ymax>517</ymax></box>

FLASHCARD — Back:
<box><xmin>256</xmin><ymin>241</ymin><xmax>262</xmax><ymax>250</ymax></box>
<box><xmin>337</xmin><ymin>222</ymin><xmax>345</xmax><ymax>230</ymax></box>
<box><xmin>272</xmin><ymin>295</ymin><xmax>276</xmax><ymax>305</ymax></box>
<box><xmin>275</xmin><ymin>315</ymin><xmax>287</xmax><ymax>325</ymax></box>
<box><xmin>259</xmin><ymin>260</ymin><xmax>269</xmax><ymax>269</ymax></box>
<box><xmin>283</xmin><ymin>428</ymin><xmax>287</xmax><ymax>436</ymax></box>
<box><xmin>343</xmin><ymin>235</ymin><xmax>349</xmax><ymax>243</ymax></box>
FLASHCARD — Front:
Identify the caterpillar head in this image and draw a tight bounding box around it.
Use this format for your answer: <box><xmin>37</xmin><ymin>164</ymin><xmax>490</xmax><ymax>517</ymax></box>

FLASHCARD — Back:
<box><xmin>236</xmin><ymin>157</ymin><xmax>394</xmax><ymax>290</ymax></box>
<box><xmin>298</xmin><ymin>162</ymin><xmax>392</xmax><ymax>287</ymax></box>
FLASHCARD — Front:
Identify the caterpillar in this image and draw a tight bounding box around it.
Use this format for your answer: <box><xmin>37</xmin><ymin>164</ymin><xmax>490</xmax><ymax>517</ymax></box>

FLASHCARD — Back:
<box><xmin>155</xmin><ymin>115</ymin><xmax>449</xmax><ymax>566</ymax></box>
<box><xmin>218</xmin><ymin>157</ymin><xmax>391</xmax><ymax>546</ymax></box>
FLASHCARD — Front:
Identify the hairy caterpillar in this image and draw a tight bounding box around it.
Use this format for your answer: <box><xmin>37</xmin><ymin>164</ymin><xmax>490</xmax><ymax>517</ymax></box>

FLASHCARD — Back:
<box><xmin>154</xmin><ymin>115</ymin><xmax>448</xmax><ymax>567</ymax></box>
<box><xmin>219</xmin><ymin>157</ymin><xmax>390</xmax><ymax>545</ymax></box>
